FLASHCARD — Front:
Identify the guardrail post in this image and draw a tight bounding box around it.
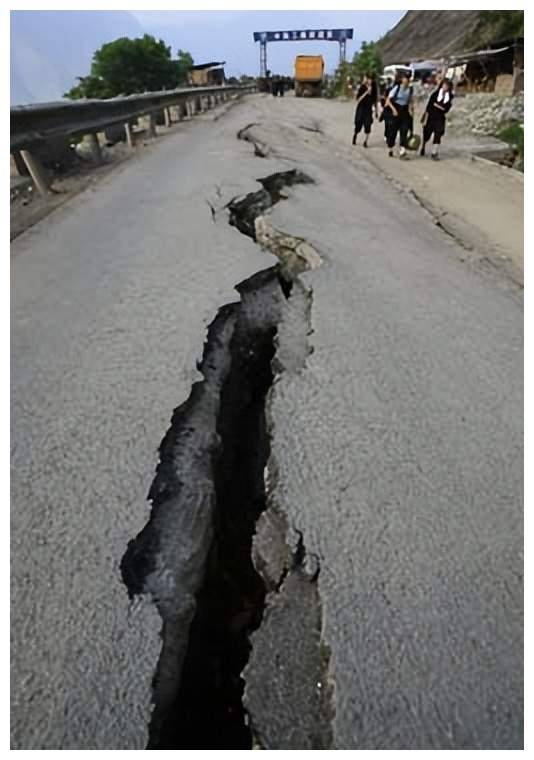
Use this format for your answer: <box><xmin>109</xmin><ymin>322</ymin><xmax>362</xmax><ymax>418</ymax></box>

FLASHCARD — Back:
<box><xmin>147</xmin><ymin>113</ymin><xmax>157</xmax><ymax>138</ymax></box>
<box><xmin>20</xmin><ymin>150</ymin><xmax>50</xmax><ymax>195</ymax></box>
<box><xmin>164</xmin><ymin>108</ymin><xmax>171</xmax><ymax>127</ymax></box>
<box><xmin>124</xmin><ymin>122</ymin><xmax>134</xmax><ymax>149</ymax></box>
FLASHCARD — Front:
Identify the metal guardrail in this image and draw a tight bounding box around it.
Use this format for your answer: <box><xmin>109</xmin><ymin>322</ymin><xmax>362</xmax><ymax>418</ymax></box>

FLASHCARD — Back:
<box><xmin>10</xmin><ymin>83</ymin><xmax>256</xmax><ymax>194</ymax></box>
<box><xmin>10</xmin><ymin>84</ymin><xmax>257</xmax><ymax>153</ymax></box>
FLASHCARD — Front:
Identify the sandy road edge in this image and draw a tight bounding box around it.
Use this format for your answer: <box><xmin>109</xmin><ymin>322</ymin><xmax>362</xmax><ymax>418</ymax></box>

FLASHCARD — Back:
<box><xmin>356</xmin><ymin>146</ymin><xmax>523</xmax><ymax>289</ymax></box>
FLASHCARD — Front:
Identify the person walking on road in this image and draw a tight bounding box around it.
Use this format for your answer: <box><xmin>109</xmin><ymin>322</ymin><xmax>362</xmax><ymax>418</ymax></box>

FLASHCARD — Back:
<box><xmin>420</xmin><ymin>78</ymin><xmax>453</xmax><ymax>160</ymax></box>
<box><xmin>384</xmin><ymin>73</ymin><xmax>414</xmax><ymax>158</ymax></box>
<box><xmin>379</xmin><ymin>76</ymin><xmax>395</xmax><ymax>142</ymax></box>
<box><xmin>271</xmin><ymin>75</ymin><xmax>284</xmax><ymax>97</ymax></box>
<box><xmin>352</xmin><ymin>73</ymin><xmax>377</xmax><ymax>147</ymax></box>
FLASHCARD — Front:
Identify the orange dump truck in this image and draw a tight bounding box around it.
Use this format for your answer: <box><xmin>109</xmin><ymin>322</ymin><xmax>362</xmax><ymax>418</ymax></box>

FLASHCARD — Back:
<box><xmin>294</xmin><ymin>55</ymin><xmax>325</xmax><ymax>97</ymax></box>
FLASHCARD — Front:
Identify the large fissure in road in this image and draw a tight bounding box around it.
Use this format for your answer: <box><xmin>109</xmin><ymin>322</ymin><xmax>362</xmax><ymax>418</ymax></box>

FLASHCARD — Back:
<box><xmin>150</xmin><ymin>267</ymin><xmax>281</xmax><ymax>748</ymax></box>
<box><xmin>121</xmin><ymin>268</ymin><xmax>285</xmax><ymax>748</ymax></box>
<box><xmin>121</xmin><ymin>168</ymin><xmax>328</xmax><ymax>749</ymax></box>
<box><xmin>227</xmin><ymin>168</ymin><xmax>314</xmax><ymax>241</ymax></box>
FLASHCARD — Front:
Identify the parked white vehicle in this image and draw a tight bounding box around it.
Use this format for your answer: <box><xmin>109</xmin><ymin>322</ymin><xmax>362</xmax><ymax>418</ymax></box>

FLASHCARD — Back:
<box><xmin>383</xmin><ymin>64</ymin><xmax>414</xmax><ymax>81</ymax></box>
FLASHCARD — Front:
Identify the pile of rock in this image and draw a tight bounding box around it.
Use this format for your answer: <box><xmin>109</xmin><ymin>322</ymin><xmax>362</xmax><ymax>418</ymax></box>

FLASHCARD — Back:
<box><xmin>448</xmin><ymin>92</ymin><xmax>524</xmax><ymax>135</ymax></box>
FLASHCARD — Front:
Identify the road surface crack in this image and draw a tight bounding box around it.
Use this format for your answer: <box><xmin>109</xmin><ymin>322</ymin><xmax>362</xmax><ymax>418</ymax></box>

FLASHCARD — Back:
<box><xmin>227</xmin><ymin>169</ymin><xmax>314</xmax><ymax>240</ymax></box>
<box><xmin>121</xmin><ymin>269</ymin><xmax>282</xmax><ymax>748</ymax></box>
<box><xmin>120</xmin><ymin>167</ymin><xmax>329</xmax><ymax>749</ymax></box>
<box><xmin>237</xmin><ymin>123</ymin><xmax>270</xmax><ymax>157</ymax></box>
<box><xmin>299</xmin><ymin>121</ymin><xmax>324</xmax><ymax>135</ymax></box>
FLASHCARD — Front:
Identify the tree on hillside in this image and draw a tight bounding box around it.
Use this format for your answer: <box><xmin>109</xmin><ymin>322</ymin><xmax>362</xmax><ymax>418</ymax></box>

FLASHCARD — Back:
<box><xmin>65</xmin><ymin>35</ymin><xmax>193</xmax><ymax>99</ymax></box>
<box><xmin>352</xmin><ymin>41</ymin><xmax>383</xmax><ymax>80</ymax></box>
<box><xmin>466</xmin><ymin>10</ymin><xmax>523</xmax><ymax>47</ymax></box>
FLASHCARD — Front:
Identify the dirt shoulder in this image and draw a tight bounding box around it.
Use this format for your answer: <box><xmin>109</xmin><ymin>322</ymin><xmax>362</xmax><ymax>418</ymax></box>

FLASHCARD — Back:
<box><xmin>312</xmin><ymin>97</ymin><xmax>524</xmax><ymax>286</ymax></box>
<box><xmin>362</xmin><ymin>142</ymin><xmax>523</xmax><ymax>286</ymax></box>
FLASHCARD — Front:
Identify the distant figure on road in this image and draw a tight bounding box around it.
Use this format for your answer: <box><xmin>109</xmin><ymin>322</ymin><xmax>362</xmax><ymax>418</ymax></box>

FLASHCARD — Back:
<box><xmin>384</xmin><ymin>72</ymin><xmax>414</xmax><ymax>158</ymax></box>
<box><xmin>271</xmin><ymin>75</ymin><xmax>284</xmax><ymax>97</ymax></box>
<box><xmin>420</xmin><ymin>78</ymin><xmax>453</xmax><ymax>160</ymax></box>
<box><xmin>352</xmin><ymin>73</ymin><xmax>377</xmax><ymax>148</ymax></box>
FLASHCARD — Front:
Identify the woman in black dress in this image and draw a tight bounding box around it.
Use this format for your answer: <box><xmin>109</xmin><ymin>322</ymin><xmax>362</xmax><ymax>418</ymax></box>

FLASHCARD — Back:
<box><xmin>420</xmin><ymin>78</ymin><xmax>453</xmax><ymax>160</ymax></box>
<box><xmin>352</xmin><ymin>73</ymin><xmax>377</xmax><ymax>148</ymax></box>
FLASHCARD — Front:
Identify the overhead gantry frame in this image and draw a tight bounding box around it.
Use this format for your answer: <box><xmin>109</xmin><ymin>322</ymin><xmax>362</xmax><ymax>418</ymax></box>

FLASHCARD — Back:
<box><xmin>253</xmin><ymin>28</ymin><xmax>354</xmax><ymax>77</ymax></box>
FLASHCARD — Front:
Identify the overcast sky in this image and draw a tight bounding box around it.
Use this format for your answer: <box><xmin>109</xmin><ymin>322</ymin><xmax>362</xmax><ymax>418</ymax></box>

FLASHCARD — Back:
<box><xmin>131</xmin><ymin>11</ymin><xmax>405</xmax><ymax>76</ymax></box>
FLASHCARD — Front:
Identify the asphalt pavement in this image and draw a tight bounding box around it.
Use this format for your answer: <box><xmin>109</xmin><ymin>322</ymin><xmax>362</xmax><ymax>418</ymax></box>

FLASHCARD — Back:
<box><xmin>11</xmin><ymin>93</ymin><xmax>523</xmax><ymax>749</ymax></box>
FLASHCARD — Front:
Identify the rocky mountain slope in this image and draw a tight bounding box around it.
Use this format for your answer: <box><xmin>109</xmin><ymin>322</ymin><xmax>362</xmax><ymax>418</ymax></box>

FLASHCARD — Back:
<box><xmin>378</xmin><ymin>10</ymin><xmax>501</xmax><ymax>64</ymax></box>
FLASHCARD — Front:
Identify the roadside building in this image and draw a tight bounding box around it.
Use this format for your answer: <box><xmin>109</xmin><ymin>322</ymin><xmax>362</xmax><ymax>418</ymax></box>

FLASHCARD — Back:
<box><xmin>381</xmin><ymin>36</ymin><xmax>523</xmax><ymax>97</ymax></box>
<box><xmin>445</xmin><ymin>37</ymin><xmax>523</xmax><ymax>95</ymax></box>
<box><xmin>189</xmin><ymin>62</ymin><xmax>226</xmax><ymax>87</ymax></box>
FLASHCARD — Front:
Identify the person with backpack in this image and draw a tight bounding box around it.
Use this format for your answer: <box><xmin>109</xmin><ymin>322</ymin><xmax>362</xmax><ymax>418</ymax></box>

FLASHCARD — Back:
<box><xmin>384</xmin><ymin>72</ymin><xmax>414</xmax><ymax>158</ymax></box>
<box><xmin>420</xmin><ymin>78</ymin><xmax>453</xmax><ymax>160</ymax></box>
<box><xmin>352</xmin><ymin>73</ymin><xmax>378</xmax><ymax>147</ymax></box>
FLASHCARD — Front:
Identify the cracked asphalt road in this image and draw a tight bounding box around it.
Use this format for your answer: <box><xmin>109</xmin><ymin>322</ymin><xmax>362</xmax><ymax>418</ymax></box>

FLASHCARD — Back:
<box><xmin>11</xmin><ymin>93</ymin><xmax>523</xmax><ymax>749</ymax></box>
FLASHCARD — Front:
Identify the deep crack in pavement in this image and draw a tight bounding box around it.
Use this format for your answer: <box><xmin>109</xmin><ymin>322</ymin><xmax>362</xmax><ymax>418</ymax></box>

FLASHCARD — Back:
<box><xmin>121</xmin><ymin>166</ymin><xmax>328</xmax><ymax>749</ymax></box>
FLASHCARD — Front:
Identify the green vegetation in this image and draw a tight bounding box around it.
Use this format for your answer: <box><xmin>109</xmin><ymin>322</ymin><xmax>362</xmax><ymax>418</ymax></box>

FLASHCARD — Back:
<box><xmin>65</xmin><ymin>35</ymin><xmax>193</xmax><ymax>99</ymax></box>
<box><xmin>497</xmin><ymin>120</ymin><xmax>523</xmax><ymax>171</ymax></box>
<box><xmin>327</xmin><ymin>61</ymin><xmax>353</xmax><ymax>97</ymax></box>
<box><xmin>352</xmin><ymin>41</ymin><xmax>384</xmax><ymax>80</ymax></box>
<box><xmin>327</xmin><ymin>41</ymin><xmax>383</xmax><ymax>97</ymax></box>
<box><xmin>66</xmin><ymin>75</ymin><xmax>111</xmax><ymax>100</ymax></box>
<box><xmin>465</xmin><ymin>10</ymin><xmax>523</xmax><ymax>48</ymax></box>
